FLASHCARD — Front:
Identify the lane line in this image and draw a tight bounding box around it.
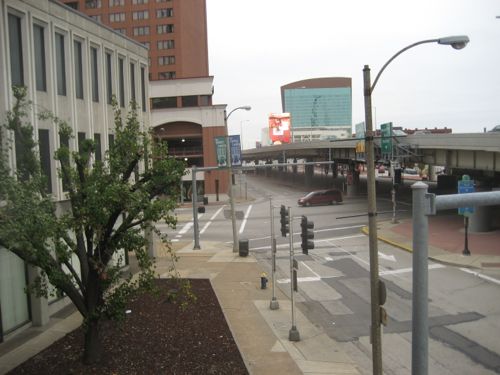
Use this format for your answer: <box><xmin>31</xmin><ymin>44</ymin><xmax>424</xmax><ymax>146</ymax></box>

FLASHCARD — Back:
<box><xmin>200</xmin><ymin>206</ymin><xmax>225</xmax><ymax>234</ymax></box>
<box><xmin>314</xmin><ymin>224</ymin><xmax>365</xmax><ymax>233</ymax></box>
<box><xmin>301</xmin><ymin>261</ymin><xmax>321</xmax><ymax>279</ymax></box>
<box><xmin>178</xmin><ymin>221</ymin><xmax>193</xmax><ymax>235</ymax></box>
<box><xmin>460</xmin><ymin>268</ymin><xmax>500</xmax><ymax>286</ymax></box>
<box><xmin>380</xmin><ymin>264</ymin><xmax>445</xmax><ymax>276</ymax></box>
<box><xmin>239</xmin><ymin>205</ymin><xmax>253</xmax><ymax>234</ymax></box>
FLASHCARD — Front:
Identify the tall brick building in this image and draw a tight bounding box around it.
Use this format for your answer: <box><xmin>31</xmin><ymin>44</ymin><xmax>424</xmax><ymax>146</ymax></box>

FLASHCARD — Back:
<box><xmin>60</xmin><ymin>0</ymin><xmax>230</xmax><ymax>198</ymax></box>
<box><xmin>60</xmin><ymin>0</ymin><xmax>209</xmax><ymax>81</ymax></box>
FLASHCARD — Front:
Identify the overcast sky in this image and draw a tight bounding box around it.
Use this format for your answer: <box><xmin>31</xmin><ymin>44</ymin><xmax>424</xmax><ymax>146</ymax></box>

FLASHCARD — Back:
<box><xmin>206</xmin><ymin>0</ymin><xmax>500</xmax><ymax>149</ymax></box>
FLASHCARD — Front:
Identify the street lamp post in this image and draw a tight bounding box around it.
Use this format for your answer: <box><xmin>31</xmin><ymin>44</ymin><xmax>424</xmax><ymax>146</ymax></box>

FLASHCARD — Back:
<box><xmin>363</xmin><ymin>35</ymin><xmax>469</xmax><ymax>375</ymax></box>
<box><xmin>225</xmin><ymin>106</ymin><xmax>251</xmax><ymax>252</ymax></box>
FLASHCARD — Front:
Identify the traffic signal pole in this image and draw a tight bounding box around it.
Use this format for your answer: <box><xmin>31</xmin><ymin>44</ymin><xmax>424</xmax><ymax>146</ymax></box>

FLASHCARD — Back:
<box><xmin>288</xmin><ymin>206</ymin><xmax>300</xmax><ymax>342</ymax></box>
<box><xmin>269</xmin><ymin>197</ymin><xmax>279</xmax><ymax>310</ymax></box>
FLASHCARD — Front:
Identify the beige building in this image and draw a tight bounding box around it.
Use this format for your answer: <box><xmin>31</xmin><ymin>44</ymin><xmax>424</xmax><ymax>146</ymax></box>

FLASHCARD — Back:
<box><xmin>0</xmin><ymin>0</ymin><xmax>149</xmax><ymax>341</ymax></box>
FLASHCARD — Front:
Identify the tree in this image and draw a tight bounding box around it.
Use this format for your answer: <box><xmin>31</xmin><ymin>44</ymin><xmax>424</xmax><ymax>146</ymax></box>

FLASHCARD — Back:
<box><xmin>0</xmin><ymin>87</ymin><xmax>186</xmax><ymax>364</ymax></box>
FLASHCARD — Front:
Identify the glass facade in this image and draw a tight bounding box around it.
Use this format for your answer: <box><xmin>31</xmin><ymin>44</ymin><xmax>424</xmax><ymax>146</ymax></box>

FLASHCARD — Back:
<box><xmin>284</xmin><ymin>87</ymin><xmax>352</xmax><ymax>128</ymax></box>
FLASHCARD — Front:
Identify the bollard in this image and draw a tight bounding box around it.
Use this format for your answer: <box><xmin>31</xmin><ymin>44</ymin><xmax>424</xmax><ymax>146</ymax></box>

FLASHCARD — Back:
<box><xmin>260</xmin><ymin>272</ymin><xmax>268</xmax><ymax>289</ymax></box>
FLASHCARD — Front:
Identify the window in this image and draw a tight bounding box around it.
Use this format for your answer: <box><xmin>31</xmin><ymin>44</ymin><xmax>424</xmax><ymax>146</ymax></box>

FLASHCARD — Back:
<box><xmin>132</xmin><ymin>0</ymin><xmax>148</xmax><ymax>4</ymax></box>
<box><xmin>200</xmin><ymin>95</ymin><xmax>211</xmax><ymax>106</ymax></box>
<box><xmin>55</xmin><ymin>33</ymin><xmax>66</xmax><ymax>96</ymax></box>
<box><xmin>108</xmin><ymin>134</ymin><xmax>115</xmax><ymax>148</ymax></box>
<box><xmin>157</xmin><ymin>40</ymin><xmax>174</xmax><ymax>50</ymax></box>
<box><xmin>182</xmin><ymin>95</ymin><xmax>198</xmax><ymax>107</ymax></box>
<box><xmin>151</xmin><ymin>96</ymin><xmax>176</xmax><ymax>109</ymax></box>
<box><xmin>118</xmin><ymin>58</ymin><xmax>125</xmax><ymax>107</ymax></box>
<box><xmin>142</xmin><ymin>41</ymin><xmax>150</xmax><ymax>49</ymax></box>
<box><xmin>89</xmin><ymin>14</ymin><xmax>101</xmax><ymax>22</ymax></box>
<box><xmin>158</xmin><ymin>56</ymin><xmax>175</xmax><ymax>65</ymax></box>
<box><xmin>158</xmin><ymin>71</ymin><xmax>175</xmax><ymax>80</ymax></box>
<box><xmin>114</xmin><ymin>28</ymin><xmax>126</xmax><ymax>35</ymax></box>
<box><xmin>74</xmin><ymin>40</ymin><xmax>83</xmax><ymax>99</ymax></box>
<box><xmin>109</xmin><ymin>0</ymin><xmax>124</xmax><ymax>6</ymax></box>
<box><xmin>106</xmin><ymin>52</ymin><xmax>113</xmax><ymax>104</ymax></box>
<box><xmin>156</xmin><ymin>0</ymin><xmax>171</xmax><ymax>2</ymax></box>
<box><xmin>130</xmin><ymin>63</ymin><xmax>136</xmax><ymax>102</ymax></box>
<box><xmin>157</xmin><ymin>24</ymin><xmax>174</xmax><ymax>34</ymax></box>
<box><xmin>59</xmin><ymin>132</ymin><xmax>70</xmax><ymax>191</ymax></box>
<box><xmin>78</xmin><ymin>132</ymin><xmax>86</xmax><ymax>156</ymax></box>
<box><xmin>140</xmin><ymin>66</ymin><xmax>146</xmax><ymax>112</ymax></box>
<box><xmin>109</xmin><ymin>12</ymin><xmax>125</xmax><ymax>22</ymax></box>
<box><xmin>94</xmin><ymin>133</ymin><xmax>102</xmax><ymax>161</ymax></box>
<box><xmin>133</xmin><ymin>26</ymin><xmax>150</xmax><ymax>36</ymax></box>
<box><xmin>85</xmin><ymin>0</ymin><xmax>101</xmax><ymax>9</ymax></box>
<box><xmin>132</xmin><ymin>10</ymin><xmax>149</xmax><ymax>20</ymax></box>
<box><xmin>33</xmin><ymin>24</ymin><xmax>46</xmax><ymax>92</ymax></box>
<box><xmin>8</xmin><ymin>14</ymin><xmax>24</xmax><ymax>86</ymax></box>
<box><xmin>65</xmin><ymin>1</ymin><xmax>79</xmax><ymax>9</ymax></box>
<box><xmin>156</xmin><ymin>8</ymin><xmax>173</xmax><ymax>18</ymax></box>
<box><xmin>38</xmin><ymin>129</ymin><xmax>52</xmax><ymax>193</ymax></box>
<box><xmin>90</xmin><ymin>47</ymin><xmax>99</xmax><ymax>102</ymax></box>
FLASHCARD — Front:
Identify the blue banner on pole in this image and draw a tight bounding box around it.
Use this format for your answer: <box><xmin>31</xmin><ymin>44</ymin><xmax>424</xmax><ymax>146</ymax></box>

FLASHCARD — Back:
<box><xmin>229</xmin><ymin>135</ymin><xmax>242</xmax><ymax>166</ymax></box>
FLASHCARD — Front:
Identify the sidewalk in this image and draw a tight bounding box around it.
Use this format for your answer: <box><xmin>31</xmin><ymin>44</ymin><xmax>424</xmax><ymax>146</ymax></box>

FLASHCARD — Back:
<box><xmin>2</xmin><ymin>214</ymin><xmax>500</xmax><ymax>374</ymax></box>
<box><xmin>374</xmin><ymin>214</ymin><xmax>500</xmax><ymax>270</ymax></box>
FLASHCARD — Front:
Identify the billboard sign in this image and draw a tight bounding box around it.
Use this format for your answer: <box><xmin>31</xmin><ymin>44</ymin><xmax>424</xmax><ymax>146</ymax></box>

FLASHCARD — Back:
<box><xmin>229</xmin><ymin>135</ymin><xmax>242</xmax><ymax>166</ymax></box>
<box><xmin>214</xmin><ymin>136</ymin><xmax>227</xmax><ymax>167</ymax></box>
<box><xmin>269</xmin><ymin>113</ymin><xmax>291</xmax><ymax>144</ymax></box>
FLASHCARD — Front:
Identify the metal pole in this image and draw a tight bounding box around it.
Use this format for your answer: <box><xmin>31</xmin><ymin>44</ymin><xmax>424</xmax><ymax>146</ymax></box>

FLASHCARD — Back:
<box><xmin>288</xmin><ymin>207</ymin><xmax>300</xmax><ymax>341</ymax></box>
<box><xmin>463</xmin><ymin>216</ymin><xmax>471</xmax><ymax>255</ymax></box>
<box><xmin>363</xmin><ymin>65</ymin><xmax>382</xmax><ymax>375</ymax></box>
<box><xmin>411</xmin><ymin>181</ymin><xmax>429</xmax><ymax>375</ymax></box>
<box><xmin>391</xmin><ymin>186</ymin><xmax>398</xmax><ymax>224</ymax></box>
<box><xmin>225</xmin><ymin>114</ymin><xmax>239</xmax><ymax>252</ymax></box>
<box><xmin>269</xmin><ymin>198</ymin><xmax>279</xmax><ymax>310</ymax></box>
<box><xmin>192</xmin><ymin>166</ymin><xmax>200</xmax><ymax>250</ymax></box>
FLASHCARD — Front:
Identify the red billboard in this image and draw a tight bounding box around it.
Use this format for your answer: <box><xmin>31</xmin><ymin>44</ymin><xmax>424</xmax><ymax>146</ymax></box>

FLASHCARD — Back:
<box><xmin>269</xmin><ymin>113</ymin><xmax>291</xmax><ymax>144</ymax></box>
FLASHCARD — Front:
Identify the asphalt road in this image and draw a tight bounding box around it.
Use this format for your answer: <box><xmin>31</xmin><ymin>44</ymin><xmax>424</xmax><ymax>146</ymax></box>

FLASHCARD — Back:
<box><xmin>164</xmin><ymin>174</ymin><xmax>500</xmax><ymax>375</ymax></box>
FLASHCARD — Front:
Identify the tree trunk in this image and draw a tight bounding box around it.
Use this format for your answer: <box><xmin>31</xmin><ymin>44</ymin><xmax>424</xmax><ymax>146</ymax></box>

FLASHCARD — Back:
<box><xmin>83</xmin><ymin>318</ymin><xmax>101</xmax><ymax>364</ymax></box>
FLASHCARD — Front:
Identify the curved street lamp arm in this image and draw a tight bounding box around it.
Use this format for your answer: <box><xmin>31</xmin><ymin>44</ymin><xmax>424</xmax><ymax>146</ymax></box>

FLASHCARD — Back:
<box><xmin>225</xmin><ymin>106</ymin><xmax>251</xmax><ymax>121</ymax></box>
<box><xmin>371</xmin><ymin>39</ymin><xmax>439</xmax><ymax>93</ymax></box>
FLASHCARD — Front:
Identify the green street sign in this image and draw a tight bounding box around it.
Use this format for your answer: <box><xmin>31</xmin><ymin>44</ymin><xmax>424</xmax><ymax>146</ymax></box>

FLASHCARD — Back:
<box><xmin>380</xmin><ymin>122</ymin><xmax>393</xmax><ymax>155</ymax></box>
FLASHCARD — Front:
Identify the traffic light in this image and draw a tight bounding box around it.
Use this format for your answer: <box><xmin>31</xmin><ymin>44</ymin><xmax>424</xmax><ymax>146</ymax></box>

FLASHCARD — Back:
<box><xmin>280</xmin><ymin>205</ymin><xmax>289</xmax><ymax>237</ymax></box>
<box><xmin>300</xmin><ymin>215</ymin><xmax>314</xmax><ymax>254</ymax></box>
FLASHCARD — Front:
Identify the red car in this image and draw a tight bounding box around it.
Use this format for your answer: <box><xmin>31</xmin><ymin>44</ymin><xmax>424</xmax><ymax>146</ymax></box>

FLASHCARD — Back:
<box><xmin>298</xmin><ymin>189</ymin><xmax>343</xmax><ymax>206</ymax></box>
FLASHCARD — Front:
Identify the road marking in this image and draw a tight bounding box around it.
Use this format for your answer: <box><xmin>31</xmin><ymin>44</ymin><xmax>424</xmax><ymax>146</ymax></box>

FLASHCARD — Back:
<box><xmin>277</xmin><ymin>276</ymin><xmax>321</xmax><ymax>284</ymax></box>
<box><xmin>325</xmin><ymin>257</ymin><xmax>333</xmax><ymax>261</ymax></box>
<box><xmin>379</xmin><ymin>252</ymin><xmax>397</xmax><ymax>262</ymax></box>
<box><xmin>380</xmin><ymin>264</ymin><xmax>445</xmax><ymax>276</ymax></box>
<box><xmin>460</xmin><ymin>268</ymin><xmax>500</xmax><ymax>286</ymax></box>
<box><xmin>315</xmin><ymin>234</ymin><xmax>365</xmax><ymax>242</ymax></box>
<box><xmin>239</xmin><ymin>205</ymin><xmax>253</xmax><ymax>234</ymax></box>
<box><xmin>200</xmin><ymin>206</ymin><xmax>225</xmax><ymax>234</ymax></box>
<box><xmin>314</xmin><ymin>224</ymin><xmax>365</xmax><ymax>233</ymax></box>
<box><xmin>178</xmin><ymin>221</ymin><xmax>193</xmax><ymax>234</ymax></box>
<box><xmin>301</xmin><ymin>261</ymin><xmax>321</xmax><ymax>279</ymax></box>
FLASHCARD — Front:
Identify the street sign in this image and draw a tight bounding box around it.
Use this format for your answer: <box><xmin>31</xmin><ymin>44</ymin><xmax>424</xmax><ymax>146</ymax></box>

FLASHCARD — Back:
<box><xmin>380</xmin><ymin>122</ymin><xmax>392</xmax><ymax>156</ymax></box>
<box><xmin>214</xmin><ymin>136</ymin><xmax>227</xmax><ymax>167</ymax></box>
<box><xmin>458</xmin><ymin>175</ymin><xmax>475</xmax><ymax>216</ymax></box>
<box><xmin>229</xmin><ymin>135</ymin><xmax>242</xmax><ymax>166</ymax></box>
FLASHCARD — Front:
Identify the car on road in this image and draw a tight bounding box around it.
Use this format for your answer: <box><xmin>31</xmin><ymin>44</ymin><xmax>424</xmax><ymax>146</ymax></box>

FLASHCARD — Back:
<box><xmin>298</xmin><ymin>189</ymin><xmax>343</xmax><ymax>206</ymax></box>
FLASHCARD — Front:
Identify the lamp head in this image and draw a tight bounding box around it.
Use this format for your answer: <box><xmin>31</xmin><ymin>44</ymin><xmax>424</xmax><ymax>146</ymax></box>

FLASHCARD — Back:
<box><xmin>437</xmin><ymin>35</ymin><xmax>470</xmax><ymax>50</ymax></box>
<box><xmin>241</xmin><ymin>105</ymin><xmax>252</xmax><ymax>111</ymax></box>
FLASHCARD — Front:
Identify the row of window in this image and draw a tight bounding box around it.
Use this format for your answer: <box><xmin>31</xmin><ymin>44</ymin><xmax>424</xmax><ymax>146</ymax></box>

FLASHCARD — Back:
<box><xmin>38</xmin><ymin>128</ymin><xmax>115</xmax><ymax>194</ymax></box>
<box><xmin>109</xmin><ymin>9</ymin><xmax>173</xmax><ymax>23</ymax></box>
<box><xmin>132</xmin><ymin>24</ymin><xmax>173</xmax><ymax>36</ymax></box>
<box><xmin>158</xmin><ymin>56</ymin><xmax>175</xmax><ymax>65</ymax></box>
<box><xmin>151</xmin><ymin>95</ymin><xmax>212</xmax><ymax>109</ymax></box>
<box><xmin>85</xmin><ymin>0</ymin><xmax>171</xmax><ymax>8</ymax></box>
<box><xmin>8</xmin><ymin>13</ymin><xmax>147</xmax><ymax>111</ymax></box>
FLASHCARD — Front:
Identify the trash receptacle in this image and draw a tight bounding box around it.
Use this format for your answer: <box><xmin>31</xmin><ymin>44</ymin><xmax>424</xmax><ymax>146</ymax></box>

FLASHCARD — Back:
<box><xmin>203</xmin><ymin>196</ymin><xmax>208</xmax><ymax>205</ymax></box>
<box><xmin>239</xmin><ymin>239</ymin><xmax>249</xmax><ymax>257</ymax></box>
<box><xmin>198</xmin><ymin>206</ymin><xmax>205</xmax><ymax>213</ymax></box>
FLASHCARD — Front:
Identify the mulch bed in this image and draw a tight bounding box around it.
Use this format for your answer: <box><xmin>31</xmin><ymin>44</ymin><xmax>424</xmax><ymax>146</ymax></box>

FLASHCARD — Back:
<box><xmin>9</xmin><ymin>279</ymin><xmax>248</xmax><ymax>375</ymax></box>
